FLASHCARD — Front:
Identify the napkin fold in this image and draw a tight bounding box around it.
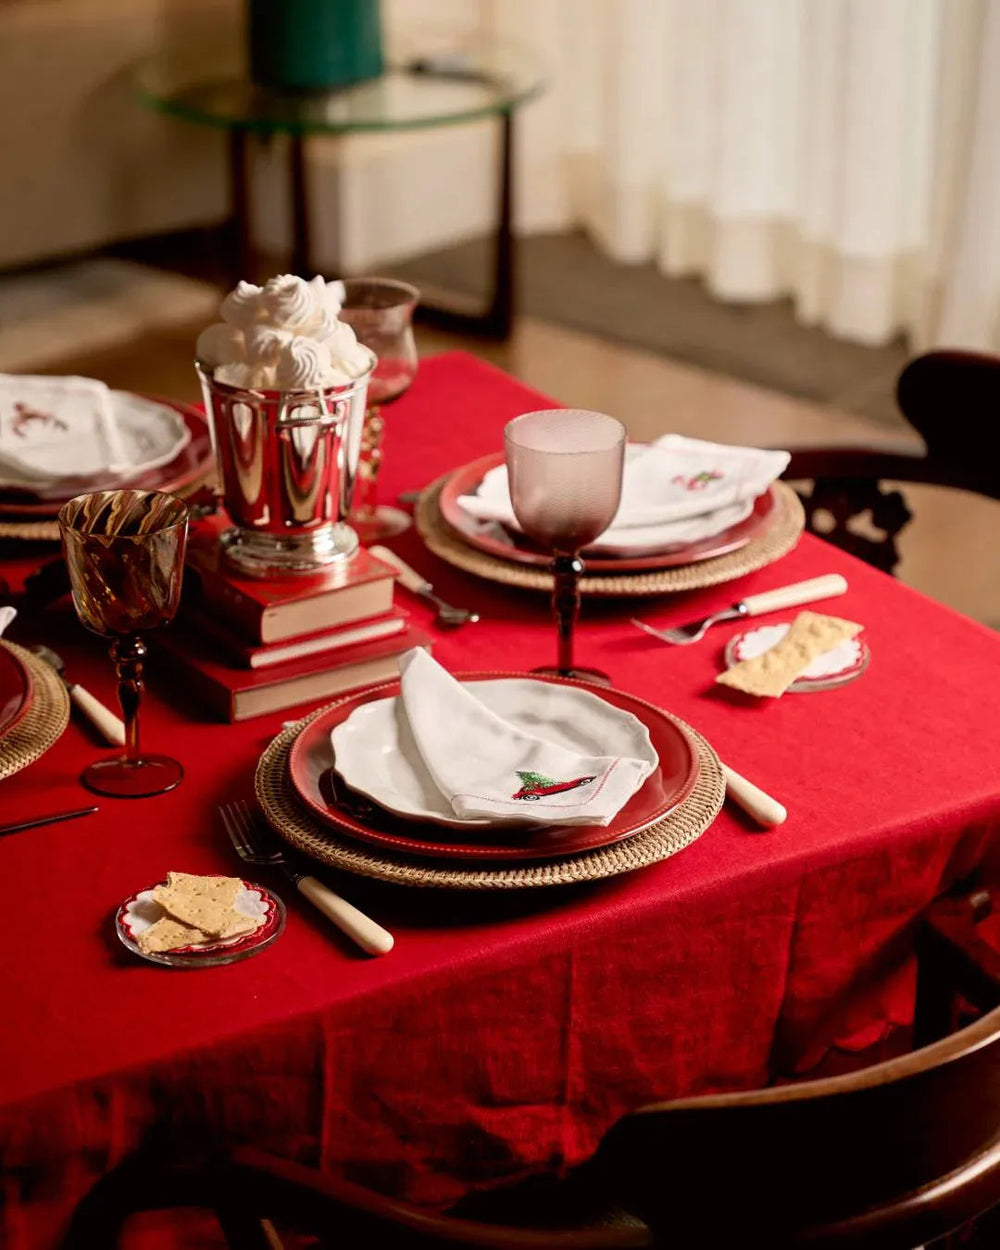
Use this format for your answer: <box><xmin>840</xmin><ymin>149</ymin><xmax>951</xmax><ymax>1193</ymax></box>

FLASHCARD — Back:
<box><xmin>458</xmin><ymin>434</ymin><xmax>790</xmax><ymax>539</ymax></box>
<box><xmin>397</xmin><ymin>649</ymin><xmax>655</xmax><ymax>825</ymax></box>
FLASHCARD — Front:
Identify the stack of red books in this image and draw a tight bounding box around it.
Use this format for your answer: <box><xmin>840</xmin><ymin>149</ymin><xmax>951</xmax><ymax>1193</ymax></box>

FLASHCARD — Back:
<box><xmin>160</xmin><ymin>517</ymin><xmax>430</xmax><ymax>720</ymax></box>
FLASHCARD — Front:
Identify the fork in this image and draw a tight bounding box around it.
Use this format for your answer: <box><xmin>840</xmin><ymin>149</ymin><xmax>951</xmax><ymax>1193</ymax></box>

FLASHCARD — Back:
<box><xmin>632</xmin><ymin>574</ymin><xmax>848</xmax><ymax>646</ymax></box>
<box><xmin>219</xmin><ymin>800</ymin><xmax>394</xmax><ymax>956</ymax></box>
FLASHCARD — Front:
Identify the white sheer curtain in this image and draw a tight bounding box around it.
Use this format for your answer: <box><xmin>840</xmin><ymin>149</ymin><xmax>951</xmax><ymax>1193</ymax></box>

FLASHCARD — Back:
<box><xmin>470</xmin><ymin>0</ymin><xmax>1000</xmax><ymax>349</ymax></box>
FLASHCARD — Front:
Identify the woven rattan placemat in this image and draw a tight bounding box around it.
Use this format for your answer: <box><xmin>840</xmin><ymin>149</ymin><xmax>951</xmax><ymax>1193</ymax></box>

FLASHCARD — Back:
<box><xmin>0</xmin><ymin>641</ymin><xmax>70</xmax><ymax>780</ymax></box>
<box><xmin>255</xmin><ymin>703</ymin><xmax>725</xmax><ymax>889</ymax></box>
<box><xmin>415</xmin><ymin>478</ymin><xmax>805</xmax><ymax>596</ymax></box>
<box><xmin>0</xmin><ymin>518</ymin><xmax>61</xmax><ymax>542</ymax></box>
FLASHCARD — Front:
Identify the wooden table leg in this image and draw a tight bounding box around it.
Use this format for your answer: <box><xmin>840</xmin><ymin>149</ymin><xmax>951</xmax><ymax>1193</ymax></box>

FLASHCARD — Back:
<box><xmin>489</xmin><ymin>108</ymin><xmax>514</xmax><ymax>337</ymax></box>
<box><xmin>228</xmin><ymin>130</ymin><xmax>254</xmax><ymax>284</ymax></box>
<box><xmin>290</xmin><ymin>134</ymin><xmax>314</xmax><ymax>278</ymax></box>
<box><xmin>415</xmin><ymin>109</ymin><xmax>515</xmax><ymax>340</ymax></box>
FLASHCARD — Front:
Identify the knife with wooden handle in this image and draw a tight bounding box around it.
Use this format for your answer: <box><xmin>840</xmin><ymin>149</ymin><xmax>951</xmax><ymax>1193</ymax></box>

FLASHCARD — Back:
<box><xmin>721</xmin><ymin>764</ymin><xmax>787</xmax><ymax>828</ymax></box>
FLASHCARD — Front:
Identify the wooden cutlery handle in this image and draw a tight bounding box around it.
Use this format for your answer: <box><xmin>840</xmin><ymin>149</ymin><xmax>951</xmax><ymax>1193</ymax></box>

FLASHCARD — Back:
<box><xmin>369</xmin><ymin>545</ymin><xmax>431</xmax><ymax>595</ymax></box>
<box><xmin>721</xmin><ymin>763</ymin><xmax>787</xmax><ymax>828</ymax></box>
<box><xmin>70</xmin><ymin>684</ymin><xmax>126</xmax><ymax>746</ymax></box>
<box><xmin>297</xmin><ymin>876</ymin><xmax>394</xmax><ymax>955</ymax></box>
<box><xmin>742</xmin><ymin>574</ymin><xmax>847</xmax><ymax>617</ymax></box>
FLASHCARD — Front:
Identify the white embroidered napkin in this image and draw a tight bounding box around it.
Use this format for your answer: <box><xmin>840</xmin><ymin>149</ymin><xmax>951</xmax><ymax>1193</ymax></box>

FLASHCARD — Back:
<box><xmin>0</xmin><ymin>606</ymin><xmax>15</xmax><ymax>638</ymax></box>
<box><xmin>458</xmin><ymin>435</ymin><xmax>790</xmax><ymax>538</ymax></box>
<box><xmin>396</xmin><ymin>649</ymin><xmax>656</xmax><ymax>825</ymax></box>
<box><xmin>0</xmin><ymin>375</ymin><xmax>127</xmax><ymax>486</ymax></box>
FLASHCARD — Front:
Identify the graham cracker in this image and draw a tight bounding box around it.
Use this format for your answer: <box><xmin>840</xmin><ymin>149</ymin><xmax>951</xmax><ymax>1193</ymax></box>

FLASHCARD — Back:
<box><xmin>214</xmin><ymin>910</ymin><xmax>261</xmax><ymax>939</ymax></box>
<box><xmin>136</xmin><ymin>916</ymin><xmax>210</xmax><ymax>954</ymax></box>
<box><xmin>151</xmin><ymin>873</ymin><xmax>248</xmax><ymax>937</ymax></box>
<box><xmin>164</xmin><ymin>871</ymin><xmax>245</xmax><ymax>901</ymax></box>
<box><xmin>717</xmin><ymin>610</ymin><xmax>863</xmax><ymax>698</ymax></box>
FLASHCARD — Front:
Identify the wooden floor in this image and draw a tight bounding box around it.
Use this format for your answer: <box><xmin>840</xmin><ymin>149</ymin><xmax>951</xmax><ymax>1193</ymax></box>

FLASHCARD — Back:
<box><xmin>36</xmin><ymin>311</ymin><xmax>1000</xmax><ymax>626</ymax></box>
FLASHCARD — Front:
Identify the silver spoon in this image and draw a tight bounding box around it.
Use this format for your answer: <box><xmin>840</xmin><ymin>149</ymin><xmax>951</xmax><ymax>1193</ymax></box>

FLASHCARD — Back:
<box><xmin>30</xmin><ymin>645</ymin><xmax>126</xmax><ymax>744</ymax></box>
<box><xmin>369</xmin><ymin>546</ymin><xmax>479</xmax><ymax>627</ymax></box>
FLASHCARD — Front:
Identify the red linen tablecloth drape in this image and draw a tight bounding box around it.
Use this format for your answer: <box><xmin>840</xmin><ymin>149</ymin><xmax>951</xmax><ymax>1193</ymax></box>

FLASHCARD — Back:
<box><xmin>1</xmin><ymin>352</ymin><xmax>999</xmax><ymax>1248</ymax></box>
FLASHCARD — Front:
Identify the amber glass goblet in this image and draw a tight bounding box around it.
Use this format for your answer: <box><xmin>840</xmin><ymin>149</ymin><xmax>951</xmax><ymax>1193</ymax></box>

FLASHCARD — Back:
<box><xmin>338</xmin><ymin>277</ymin><xmax>419</xmax><ymax>542</ymax></box>
<box><xmin>505</xmin><ymin>410</ymin><xmax>626</xmax><ymax>682</ymax></box>
<box><xmin>58</xmin><ymin>489</ymin><xmax>189</xmax><ymax>798</ymax></box>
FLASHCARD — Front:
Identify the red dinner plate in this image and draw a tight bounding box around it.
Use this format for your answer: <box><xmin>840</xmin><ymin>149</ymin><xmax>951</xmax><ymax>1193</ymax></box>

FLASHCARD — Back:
<box><xmin>0</xmin><ymin>398</ymin><xmax>213</xmax><ymax>518</ymax></box>
<box><xmin>436</xmin><ymin>452</ymin><xmax>777</xmax><ymax>572</ymax></box>
<box><xmin>0</xmin><ymin>644</ymin><xmax>32</xmax><ymax>740</ymax></box>
<box><xmin>286</xmin><ymin>673</ymin><xmax>700</xmax><ymax>862</ymax></box>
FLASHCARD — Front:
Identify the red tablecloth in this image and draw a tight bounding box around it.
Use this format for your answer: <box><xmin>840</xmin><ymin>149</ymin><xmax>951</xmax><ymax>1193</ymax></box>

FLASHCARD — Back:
<box><xmin>2</xmin><ymin>352</ymin><xmax>999</xmax><ymax>1248</ymax></box>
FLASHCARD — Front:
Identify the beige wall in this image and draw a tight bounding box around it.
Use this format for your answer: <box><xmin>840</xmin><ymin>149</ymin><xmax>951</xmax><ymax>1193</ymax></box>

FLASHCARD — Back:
<box><xmin>0</xmin><ymin>0</ymin><xmax>238</xmax><ymax>269</ymax></box>
<box><xmin>0</xmin><ymin>0</ymin><xmax>568</xmax><ymax>275</ymax></box>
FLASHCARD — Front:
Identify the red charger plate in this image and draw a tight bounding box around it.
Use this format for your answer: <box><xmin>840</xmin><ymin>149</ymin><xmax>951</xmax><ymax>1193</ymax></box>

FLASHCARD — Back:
<box><xmin>0</xmin><ymin>398</ymin><xmax>213</xmax><ymax>519</ymax></box>
<box><xmin>286</xmin><ymin>672</ymin><xmax>700</xmax><ymax>863</ymax></box>
<box><xmin>436</xmin><ymin>452</ymin><xmax>777</xmax><ymax>573</ymax></box>
<box><xmin>0</xmin><ymin>644</ymin><xmax>33</xmax><ymax>740</ymax></box>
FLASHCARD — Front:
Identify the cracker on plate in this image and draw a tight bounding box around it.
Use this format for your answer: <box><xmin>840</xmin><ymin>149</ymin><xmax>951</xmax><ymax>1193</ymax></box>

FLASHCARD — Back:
<box><xmin>151</xmin><ymin>873</ymin><xmax>246</xmax><ymax>937</ymax></box>
<box><xmin>136</xmin><ymin>916</ymin><xmax>210</xmax><ymax>954</ymax></box>
<box><xmin>717</xmin><ymin>610</ymin><xmax>863</xmax><ymax>698</ymax></box>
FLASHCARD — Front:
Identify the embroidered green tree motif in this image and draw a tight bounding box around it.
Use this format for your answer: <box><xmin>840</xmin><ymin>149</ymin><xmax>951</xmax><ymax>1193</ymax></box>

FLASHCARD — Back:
<box><xmin>516</xmin><ymin>770</ymin><xmax>557</xmax><ymax>789</ymax></box>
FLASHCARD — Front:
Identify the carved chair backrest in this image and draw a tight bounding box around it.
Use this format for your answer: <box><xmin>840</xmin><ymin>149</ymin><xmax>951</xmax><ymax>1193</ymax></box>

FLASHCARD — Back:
<box><xmin>783</xmin><ymin>350</ymin><xmax>1000</xmax><ymax>574</ymax></box>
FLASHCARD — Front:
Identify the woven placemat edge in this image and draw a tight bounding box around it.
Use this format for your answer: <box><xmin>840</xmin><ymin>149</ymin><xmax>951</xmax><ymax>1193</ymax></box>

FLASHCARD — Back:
<box><xmin>254</xmin><ymin>697</ymin><xmax>725</xmax><ymax>890</ymax></box>
<box><xmin>0</xmin><ymin>469</ymin><xmax>214</xmax><ymax>542</ymax></box>
<box><xmin>0</xmin><ymin>641</ymin><xmax>70</xmax><ymax>779</ymax></box>
<box><xmin>415</xmin><ymin>477</ymin><xmax>805</xmax><ymax>596</ymax></box>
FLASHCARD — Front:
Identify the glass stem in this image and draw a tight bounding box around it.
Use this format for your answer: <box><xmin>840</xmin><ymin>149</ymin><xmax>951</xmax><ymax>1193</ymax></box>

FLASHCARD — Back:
<box><xmin>110</xmin><ymin>635</ymin><xmax>147</xmax><ymax>765</ymax></box>
<box><xmin>356</xmin><ymin>405</ymin><xmax>385</xmax><ymax>520</ymax></box>
<box><xmin>551</xmin><ymin>553</ymin><xmax>583</xmax><ymax>677</ymax></box>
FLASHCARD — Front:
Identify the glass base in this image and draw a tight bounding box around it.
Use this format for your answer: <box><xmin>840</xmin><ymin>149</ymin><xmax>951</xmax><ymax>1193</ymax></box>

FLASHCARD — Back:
<box><xmin>81</xmin><ymin>755</ymin><xmax>184</xmax><ymax>798</ymax></box>
<box><xmin>531</xmin><ymin>665</ymin><xmax>611</xmax><ymax>686</ymax></box>
<box><xmin>350</xmin><ymin>505</ymin><xmax>413</xmax><ymax>545</ymax></box>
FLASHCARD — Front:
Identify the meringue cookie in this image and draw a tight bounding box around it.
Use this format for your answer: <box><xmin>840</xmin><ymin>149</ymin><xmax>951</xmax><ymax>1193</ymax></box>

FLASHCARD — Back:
<box><xmin>273</xmin><ymin>336</ymin><xmax>333</xmax><ymax>390</ymax></box>
<box><xmin>206</xmin><ymin>272</ymin><xmax>372</xmax><ymax>389</ymax></box>
<box><xmin>219</xmin><ymin>281</ymin><xmax>264</xmax><ymax>328</ymax></box>
<box><xmin>326</xmin><ymin>279</ymin><xmax>346</xmax><ymax>312</ymax></box>
<box><xmin>306</xmin><ymin>277</ymin><xmax>344</xmax><ymax>329</ymax></box>
<box><xmin>324</xmin><ymin>321</ymin><xmax>372</xmax><ymax>376</ymax></box>
<box><xmin>196</xmin><ymin>322</ymin><xmax>246</xmax><ymax>367</ymax></box>
<box><xmin>308</xmin><ymin>304</ymin><xmax>339</xmax><ymax>343</ymax></box>
<box><xmin>320</xmin><ymin>366</ymin><xmax>353</xmax><ymax>389</ymax></box>
<box><xmin>244</xmin><ymin>323</ymin><xmax>294</xmax><ymax>366</ymax></box>
<box><xmin>215</xmin><ymin>361</ymin><xmax>275</xmax><ymax>390</ymax></box>
<box><xmin>261</xmin><ymin>274</ymin><xmax>319</xmax><ymax>333</ymax></box>
<box><xmin>309</xmin><ymin>275</ymin><xmax>332</xmax><ymax>321</ymax></box>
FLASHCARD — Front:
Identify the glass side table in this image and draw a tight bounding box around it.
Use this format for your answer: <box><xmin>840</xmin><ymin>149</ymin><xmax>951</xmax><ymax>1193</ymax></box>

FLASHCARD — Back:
<box><xmin>133</xmin><ymin>39</ymin><xmax>545</xmax><ymax>338</ymax></box>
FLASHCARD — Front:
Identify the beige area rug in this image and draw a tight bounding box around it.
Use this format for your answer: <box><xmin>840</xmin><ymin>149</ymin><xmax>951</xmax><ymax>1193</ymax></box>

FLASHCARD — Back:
<box><xmin>390</xmin><ymin>230</ymin><xmax>911</xmax><ymax>431</ymax></box>
<box><xmin>0</xmin><ymin>259</ymin><xmax>219</xmax><ymax>372</ymax></box>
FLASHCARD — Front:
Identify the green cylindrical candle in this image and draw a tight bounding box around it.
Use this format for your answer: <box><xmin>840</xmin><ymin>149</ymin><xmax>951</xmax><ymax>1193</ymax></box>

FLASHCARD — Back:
<box><xmin>248</xmin><ymin>0</ymin><xmax>383</xmax><ymax>92</ymax></box>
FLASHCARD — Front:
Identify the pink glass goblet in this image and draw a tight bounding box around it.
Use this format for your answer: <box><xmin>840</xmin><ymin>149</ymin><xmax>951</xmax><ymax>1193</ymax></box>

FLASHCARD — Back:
<box><xmin>504</xmin><ymin>409</ymin><xmax>626</xmax><ymax>682</ymax></box>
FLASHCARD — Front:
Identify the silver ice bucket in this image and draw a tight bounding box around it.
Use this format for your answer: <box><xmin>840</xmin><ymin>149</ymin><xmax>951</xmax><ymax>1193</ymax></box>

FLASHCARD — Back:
<box><xmin>196</xmin><ymin>352</ymin><xmax>374</xmax><ymax>576</ymax></box>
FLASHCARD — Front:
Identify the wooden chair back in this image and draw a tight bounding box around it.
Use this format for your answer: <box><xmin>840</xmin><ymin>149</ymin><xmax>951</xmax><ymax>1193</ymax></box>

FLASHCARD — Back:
<box><xmin>895</xmin><ymin>348</ymin><xmax>1000</xmax><ymax>472</ymax></box>
<box><xmin>783</xmin><ymin>349</ymin><xmax>1000</xmax><ymax>573</ymax></box>
<box><xmin>600</xmin><ymin>1003</ymin><xmax>1000</xmax><ymax>1247</ymax></box>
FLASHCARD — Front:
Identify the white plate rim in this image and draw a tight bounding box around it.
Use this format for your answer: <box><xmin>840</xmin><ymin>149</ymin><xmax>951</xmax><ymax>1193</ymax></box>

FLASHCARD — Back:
<box><xmin>330</xmin><ymin>677</ymin><xmax>659</xmax><ymax>829</ymax></box>
<box><xmin>724</xmin><ymin>623</ymin><xmax>870</xmax><ymax>692</ymax></box>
